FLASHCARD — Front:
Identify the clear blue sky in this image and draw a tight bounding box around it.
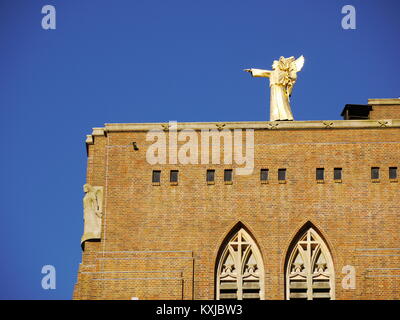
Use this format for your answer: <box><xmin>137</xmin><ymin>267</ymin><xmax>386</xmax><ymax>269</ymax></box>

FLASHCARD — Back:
<box><xmin>0</xmin><ymin>0</ymin><xmax>399</xmax><ymax>299</ymax></box>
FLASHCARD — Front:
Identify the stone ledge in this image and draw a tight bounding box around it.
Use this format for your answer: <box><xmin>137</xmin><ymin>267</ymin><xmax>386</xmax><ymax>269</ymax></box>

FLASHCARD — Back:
<box><xmin>85</xmin><ymin>135</ymin><xmax>94</xmax><ymax>145</ymax></box>
<box><xmin>368</xmin><ymin>98</ymin><xmax>400</xmax><ymax>105</ymax></box>
<box><xmin>99</xmin><ymin>119</ymin><xmax>400</xmax><ymax>133</ymax></box>
<box><xmin>85</xmin><ymin>119</ymin><xmax>400</xmax><ymax>147</ymax></box>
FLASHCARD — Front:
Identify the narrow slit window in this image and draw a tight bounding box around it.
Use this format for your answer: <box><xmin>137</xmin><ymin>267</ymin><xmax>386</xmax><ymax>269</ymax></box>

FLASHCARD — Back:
<box><xmin>224</xmin><ymin>169</ymin><xmax>233</xmax><ymax>182</ymax></box>
<box><xmin>371</xmin><ymin>167</ymin><xmax>380</xmax><ymax>180</ymax></box>
<box><xmin>207</xmin><ymin>169</ymin><xmax>215</xmax><ymax>182</ymax></box>
<box><xmin>170</xmin><ymin>170</ymin><xmax>179</xmax><ymax>183</ymax></box>
<box><xmin>278</xmin><ymin>168</ymin><xmax>286</xmax><ymax>181</ymax></box>
<box><xmin>334</xmin><ymin>168</ymin><xmax>342</xmax><ymax>180</ymax></box>
<box><xmin>389</xmin><ymin>167</ymin><xmax>397</xmax><ymax>180</ymax></box>
<box><xmin>152</xmin><ymin>170</ymin><xmax>161</xmax><ymax>183</ymax></box>
<box><xmin>316</xmin><ymin>168</ymin><xmax>324</xmax><ymax>180</ymax></box>
<box><xmin>260</xmin><ymin>169</ymin><xmax>269</xmax><ymax>181</ymax></box>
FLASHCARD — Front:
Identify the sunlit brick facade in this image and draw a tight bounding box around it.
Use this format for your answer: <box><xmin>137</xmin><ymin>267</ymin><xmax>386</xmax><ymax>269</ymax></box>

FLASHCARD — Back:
<box><xmin>73</xmin><ymin>99</ymin><xmax>400</xmax><ymax>300</ymax></box>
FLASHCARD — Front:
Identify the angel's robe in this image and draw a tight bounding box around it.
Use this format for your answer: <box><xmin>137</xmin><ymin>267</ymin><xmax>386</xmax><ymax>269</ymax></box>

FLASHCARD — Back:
<box><xmin>250</xmin><ymin>68</ymin><xmax>295</xmax><ymax>121</ymax></box>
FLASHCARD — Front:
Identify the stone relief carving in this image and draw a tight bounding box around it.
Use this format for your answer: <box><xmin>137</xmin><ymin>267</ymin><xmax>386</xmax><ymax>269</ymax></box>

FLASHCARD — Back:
<box><xmin>81</xmin><ymin>184</ymin><xmax>103</xmax><ymax>246</ymax></box>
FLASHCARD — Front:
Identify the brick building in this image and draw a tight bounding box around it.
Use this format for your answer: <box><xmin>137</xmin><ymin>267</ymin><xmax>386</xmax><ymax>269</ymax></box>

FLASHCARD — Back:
<box><xmin>73</xmin><ymin>98</ymin><xmax>400</xmax><ymax>300</ymax></box>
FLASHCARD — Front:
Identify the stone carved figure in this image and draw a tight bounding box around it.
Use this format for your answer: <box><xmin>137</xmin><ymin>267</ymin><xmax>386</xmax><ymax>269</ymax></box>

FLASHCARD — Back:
<box><xmin>81</xmin><ymin>184</ymin><xmax>103</xmax><ymax>245</ymax></box>
<box><xmin>245</xmin><ymin>55</ymin><xmax>305</xmax><ymax>121</ymax></box>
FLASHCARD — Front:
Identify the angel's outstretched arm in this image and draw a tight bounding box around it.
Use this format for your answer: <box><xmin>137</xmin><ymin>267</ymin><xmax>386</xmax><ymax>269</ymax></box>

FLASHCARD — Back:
<box><xmin>244</xmin><ymin>68</ymin><xmax>271</xmax><ymax>78</ymax></box>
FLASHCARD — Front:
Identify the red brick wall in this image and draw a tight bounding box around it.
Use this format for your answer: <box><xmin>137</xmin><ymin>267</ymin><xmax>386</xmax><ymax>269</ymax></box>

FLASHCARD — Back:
<box><xmin>73</xmin><ymin>125</ymin><xmax>400</xmax><ymax>300</ymax></box>
<box><xmin>370</xmin><ymin>105</ymin><xmax>400</xmax><ymax>120</ymax></box>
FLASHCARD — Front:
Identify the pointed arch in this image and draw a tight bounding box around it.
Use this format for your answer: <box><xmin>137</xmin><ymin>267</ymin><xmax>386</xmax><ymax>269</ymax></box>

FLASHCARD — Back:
<box><xmin>215</xmin><ymin>223</ymin><xmax>265</xmax><ymax>300</ymax></box>
<box><xmin>284</xmin><ymin>222</ymin><xmax>335</xmax><ymax>300</ymax></box>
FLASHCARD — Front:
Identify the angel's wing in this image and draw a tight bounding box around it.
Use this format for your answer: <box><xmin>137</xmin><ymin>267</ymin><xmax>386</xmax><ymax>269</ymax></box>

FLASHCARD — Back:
<box><xmin>294</xmin><ymin>55</ymin><xmax>305</xmax><ymax>72</ymax></box>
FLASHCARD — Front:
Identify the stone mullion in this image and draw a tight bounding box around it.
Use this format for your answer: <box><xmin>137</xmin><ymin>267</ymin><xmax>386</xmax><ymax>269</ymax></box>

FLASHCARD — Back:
<box><xmin>237</xmin><ymin>233</ymin><xmax>243</xmax><ymax>300</ymax></box>
<box><xmin>306</xmin><ymin>231</ymin><xmax>313</xmax><ymax>300</ymax></box>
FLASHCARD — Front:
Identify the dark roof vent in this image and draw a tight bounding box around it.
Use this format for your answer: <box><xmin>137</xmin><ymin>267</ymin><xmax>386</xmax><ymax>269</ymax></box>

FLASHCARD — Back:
<box><xmin>341</xmin><ymin>104</ymin><xmax>372</xmax><ymax>120</ymax></box>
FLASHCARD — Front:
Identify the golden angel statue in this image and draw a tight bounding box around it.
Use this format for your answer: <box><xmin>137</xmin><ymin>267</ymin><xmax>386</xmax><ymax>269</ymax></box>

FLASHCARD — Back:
<box><xmin>245</xmin><ymin>55</ymin><xmax>305</xmax><ymax>121</ymax></box>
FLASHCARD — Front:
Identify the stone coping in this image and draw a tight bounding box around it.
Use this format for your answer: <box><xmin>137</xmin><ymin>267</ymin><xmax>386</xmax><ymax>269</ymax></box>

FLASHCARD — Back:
<box><xmin>368</xmin><ymin>98</ymin><xmax>400</xmax><ymax>105</ymax></box>
<box><xmin>86</xmin><ymin>119</ymin><xmax>400</xmax><ymax>139</ymax></box>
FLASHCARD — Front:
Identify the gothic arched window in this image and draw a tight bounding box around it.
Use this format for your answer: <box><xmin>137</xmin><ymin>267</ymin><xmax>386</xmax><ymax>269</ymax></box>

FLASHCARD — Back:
<box><xmin>286</xmin><ymin>226</ymin><xmax>335</xmax><ymax>300</ymax></box>
<box><xmin>216</xmin><ymin>228</ymin><xmax>264</xmax><ymax>300</ymax></box>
